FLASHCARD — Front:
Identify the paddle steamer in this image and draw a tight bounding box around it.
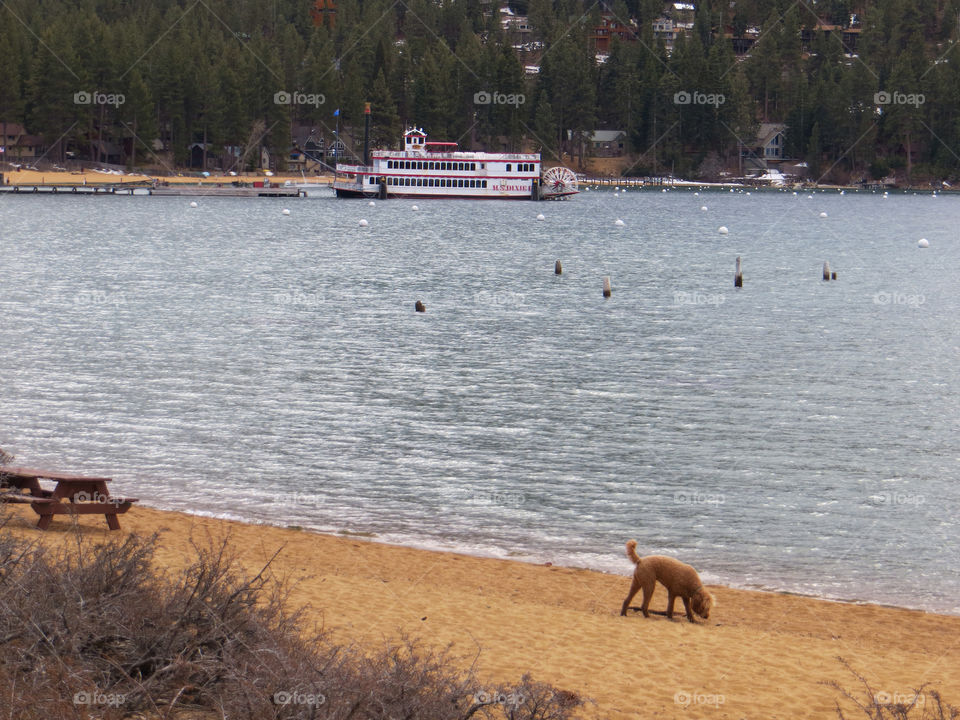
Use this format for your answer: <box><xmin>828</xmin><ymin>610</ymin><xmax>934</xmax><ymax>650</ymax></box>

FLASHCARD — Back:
<box><xmin>334</xmin><ymin>127</ymin><xmax>578</xmax><ymax>200</ymax></box>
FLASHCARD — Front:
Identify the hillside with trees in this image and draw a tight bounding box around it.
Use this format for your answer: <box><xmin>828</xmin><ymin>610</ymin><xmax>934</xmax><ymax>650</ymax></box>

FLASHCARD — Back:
<box><xmin>2</xmin><ymin>0</ymin><xmax>960</xmax><ymax>183</ymax></box>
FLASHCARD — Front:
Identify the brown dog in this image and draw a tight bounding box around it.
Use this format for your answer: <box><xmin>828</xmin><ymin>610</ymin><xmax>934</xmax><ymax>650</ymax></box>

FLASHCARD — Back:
<box><xmin>620</xmin><ymin>540</ymin><xmax>714</xmax><ymax>622</ymax></box>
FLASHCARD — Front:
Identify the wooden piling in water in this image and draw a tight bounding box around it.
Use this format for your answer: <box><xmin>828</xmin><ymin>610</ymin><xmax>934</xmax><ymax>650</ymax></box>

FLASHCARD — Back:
<box><xmin>823</xmin><ymin>261</ymin><xmax>831</xmax><ymax>281</ymax></box>
<box><xmin>415</xmin><ymin>300</ymin><xmax>425</xmax><ymax>312</ymax></box>
<box><xmin>555</xmin><ymin>260</ymin><xmax>562</xmax><ymax>275</ymax></box>
<box><xmin>603</xmin><ymin>276</ymin><xmax>612</xmax><ymax>298</ymax></box>
<box><xmin>734</xmin><ymin>257</ymin><xmax>743</xmax><ymax>288</ymax></box>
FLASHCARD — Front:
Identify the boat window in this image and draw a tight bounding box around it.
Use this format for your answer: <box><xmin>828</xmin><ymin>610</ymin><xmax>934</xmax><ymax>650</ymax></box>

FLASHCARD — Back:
<box><xmin>482</xmin><ymin>180</ymin><xmax>487</xmax><ymax>188</ymax></box>
<box><xmin>470</xmin><ymin>163</ymin><xmax>475</xmax><ymax>171</ymax></box>
<box><xmin>506</xmin><ymin>164</ymin><xmax>511</xmax><ymax>172</ymax></box>
<box><xmin>480</xmin><ymin>163</ymin><xmax>485</xmax><ymax>169</ymax></box>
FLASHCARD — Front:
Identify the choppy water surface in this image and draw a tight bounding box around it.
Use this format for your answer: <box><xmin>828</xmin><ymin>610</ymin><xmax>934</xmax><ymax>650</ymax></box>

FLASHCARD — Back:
<box><xmin>1</xmin><ymin>187</ymin><xmax>958</xmax><ymax>613</ymax></box>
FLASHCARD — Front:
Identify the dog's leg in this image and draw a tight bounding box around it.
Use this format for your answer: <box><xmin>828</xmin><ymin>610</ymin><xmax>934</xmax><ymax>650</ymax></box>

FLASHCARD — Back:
<box><xmin>639</xmin><ymin>578</ymin><xmax>655</xmax><ymax>618</ymax></box>
<box><xmin>666</xmin><ymin>591</ymin><xmax>677</xmax><ymax>619</ymax></box>
<box><xmin>620</xmin><ymin>576</ymin><xmax>641</xmax><ymax>616</ymax></box>
<box><xmin>682</xmin><ymin>597</ymin><xmax>695</xmax><ymax>622</ymax></box>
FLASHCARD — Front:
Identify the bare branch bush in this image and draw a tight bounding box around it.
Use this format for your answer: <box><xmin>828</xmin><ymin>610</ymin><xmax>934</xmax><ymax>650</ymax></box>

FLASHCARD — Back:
<box><xmin>0</xmin><ymin>526</ymin><xmax>584</xmax><ymax>720</ymax></box>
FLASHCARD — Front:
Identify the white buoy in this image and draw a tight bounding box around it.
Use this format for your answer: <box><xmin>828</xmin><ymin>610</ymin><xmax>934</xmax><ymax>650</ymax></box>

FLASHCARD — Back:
<box><xmin>282</xmin><ymin>208</ymin><xmax>291</xmax><ymax>215</ymax></box>
<box><xmin>411</xmin><ymin>205</ymin><xmax>419</xmax><ymax>211</ymax></box>
<box><xmin>537</xmin><ymin>213</ymin><xmax>545</xmax><ymax>221</ymax></box>
<box><xmin>662</xmin><ymin>188</ymin><xmax>667</xmax><ymax>193</ymax></box>
<box><xmin>746</xmin><ymin>191</ymin><xmax>751</xmax><ymax>195</ymax></box>
<box><xmin>918</xmin><ymin>238</ymin><xmax>929</xmax><ymax>248</ymax></box>
<box><xmin>701</xmin><ymin>206</ymin><xmax>708</xmax><ymax>211</ymax></box>
<box><xmin>719</xmin><ymin>226</ymin><xmax>729</xmax><ymax>235</ymax></box>
<box><xmin>359</xmin><ymin>219</ymin><xmax>368</xmax><ymax>227</ymax></box>
<box><xmin>615</xmin><ymin>218</ymin><xmax>625</xmax><ymax>226</ymax></box>
<box><xmin>189</xmin><ymin>201</ymin><xmax>198</xmax><ymax>208</ymax></box>
<box><xmin>840</xmin><ymin>190</ymin><xmax>845</xmax><ymax>195</ymax></box>
<box><xmin>694</xmin><ymin>192</ymin><xmax>700</xmax><ymax>196</ymax></box>
<box><xmin>819</xmin><ymin>212</ymin><xmax>828</xmax><ymax>218</ymax></box>
<box><xmin>368</xmin><ymin>200</ymin><xmax>376</xmax><ymax>206</ymax></box>
<box><xmin>615</xmin><ymin>186</ymin><xmax>620</xmax><ymax>191</ymax></box>
<box><xmin>807</xmin><ymin>195</ymin><xmax>814</xmax><ymax>199</ymax></box>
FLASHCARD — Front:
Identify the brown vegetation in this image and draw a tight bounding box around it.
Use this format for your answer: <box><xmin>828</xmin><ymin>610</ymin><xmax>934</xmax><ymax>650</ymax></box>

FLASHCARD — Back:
<box><xmin>0</xmin><ymin>514</ymin><xmax>583</xmax><ymax>720</ymax></box>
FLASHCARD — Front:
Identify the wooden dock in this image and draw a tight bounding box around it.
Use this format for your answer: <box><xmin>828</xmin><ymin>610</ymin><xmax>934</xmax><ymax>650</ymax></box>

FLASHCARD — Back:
<box><xmin>0</xmin><ymin>184</ymin><xmax>306</xmax><ymax>197</ymax></box>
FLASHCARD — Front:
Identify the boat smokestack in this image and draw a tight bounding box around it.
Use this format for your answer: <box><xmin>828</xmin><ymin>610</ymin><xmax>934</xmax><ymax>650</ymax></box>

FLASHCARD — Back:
<box><xmin>364</xmin><ymin>102</ymin><xmax>371</xmax><ymax>166</ymax></box>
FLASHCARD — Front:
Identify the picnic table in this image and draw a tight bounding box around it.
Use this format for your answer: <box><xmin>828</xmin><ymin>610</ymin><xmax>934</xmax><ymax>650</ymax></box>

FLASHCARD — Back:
<box><xmin>0</xmin><ymin>466</ymin><xmax>138</xmax><ymax>530</ymax></box>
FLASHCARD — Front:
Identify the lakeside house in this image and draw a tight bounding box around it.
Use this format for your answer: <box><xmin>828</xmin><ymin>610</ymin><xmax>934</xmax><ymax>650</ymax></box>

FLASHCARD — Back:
<box><xmin>0</xmin><ymin>123</ymin><xmax>45</xmax><ymax>163</ymax></box>
<box><xmin>590</xmin><ymin>130</ymin><xmax>627</xmax><ymax>157</ymax></box>
<box><xmin>742</xmin><ymin>123</ymin><xmax>787</xmax><ymax>171</ymax></box>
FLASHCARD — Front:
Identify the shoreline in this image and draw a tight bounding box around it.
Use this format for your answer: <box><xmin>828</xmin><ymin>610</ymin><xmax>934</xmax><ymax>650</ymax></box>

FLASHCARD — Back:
<box><xmin>139</xmin><ymin>501</ymin><xmax>960</xmax><ymax>618</ymax></box>
<box><xmin>3</xmin><ymin>502</ymin><xmax>958</xmax><ymax>718</ymax></box>
<box><xmin>2</xmin><ymin>166</ymin><xmax>953</xmax><ymax>194</ymax></box>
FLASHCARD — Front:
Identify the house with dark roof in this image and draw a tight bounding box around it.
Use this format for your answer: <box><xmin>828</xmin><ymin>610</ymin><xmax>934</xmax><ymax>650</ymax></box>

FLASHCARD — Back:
<box><xmin>742</xmin><ymin>123</ymin><xmax>787</xmax><ymax>170</ymax></box>
<box><xmin>590</xmin><ymin>130</ymin><xmax>627</xmax><ymax>157</ymax></box>
<box><xmin>1</xmin><ymin>122</ymin><xmax>45</xmax><ymax>162</ymax></box>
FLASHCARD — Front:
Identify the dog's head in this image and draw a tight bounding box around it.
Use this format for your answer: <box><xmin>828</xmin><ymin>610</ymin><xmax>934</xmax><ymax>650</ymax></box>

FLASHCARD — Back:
<box><xmin>692</xmin><ymin>588</ymin><xmax>715</xmax><ymax>619</ymax></box>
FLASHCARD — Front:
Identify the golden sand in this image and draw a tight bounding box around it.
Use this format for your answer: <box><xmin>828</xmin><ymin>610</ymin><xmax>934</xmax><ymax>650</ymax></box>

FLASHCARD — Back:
<box><xmin>2</xmin><ymin>504</ymin><xmax>957</xmax><ymax>719</ymax></box>
<box><xmin>3</xmin><ymin>168</ymin><xmax>330</xmax><ymax>187</ymax></box>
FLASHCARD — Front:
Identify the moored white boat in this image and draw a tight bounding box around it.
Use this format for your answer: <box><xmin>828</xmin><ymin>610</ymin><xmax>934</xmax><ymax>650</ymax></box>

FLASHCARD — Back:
<box><xmin>334</xmin><ymin>127</ymin><xmax>577</xmax><ymax>200</ymax></box>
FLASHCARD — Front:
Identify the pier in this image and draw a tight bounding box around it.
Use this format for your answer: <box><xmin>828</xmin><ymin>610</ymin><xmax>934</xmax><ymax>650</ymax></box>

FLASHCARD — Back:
<box><xmin>0</xmin><ymin>184</ymin><xmax>307</xmax><ymax>198</ymax></box>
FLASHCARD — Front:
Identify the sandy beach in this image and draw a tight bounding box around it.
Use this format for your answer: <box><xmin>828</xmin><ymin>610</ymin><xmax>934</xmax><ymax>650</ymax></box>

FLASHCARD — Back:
<box><xmin>1</xmin><ymin>167</ymin><xmax>330</xmax><ymax>187</ymax></box>
<box><xmin>1</xmin><ymin>503</ymin><xmax>956</xmax><ymax>718</ymax></box>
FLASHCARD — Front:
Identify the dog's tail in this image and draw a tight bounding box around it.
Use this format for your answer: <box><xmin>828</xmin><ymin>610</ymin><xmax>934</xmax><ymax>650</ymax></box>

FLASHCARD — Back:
<box><xmin>625</xmin><ymin>539</ymin><xmax>642</xmax><ymax>565</ymax></box>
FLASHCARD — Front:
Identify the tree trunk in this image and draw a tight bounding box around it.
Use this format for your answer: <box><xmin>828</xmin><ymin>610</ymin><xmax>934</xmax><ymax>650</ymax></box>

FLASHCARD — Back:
<box><xmin>130</xmin><ymin>117</ymin><xmax>137</xmax><ymax>168</ymax></box>
<box><xmin>98</xmin><ymin>103</ymin><xmax>106</xmax><ymax>163</ymax></box>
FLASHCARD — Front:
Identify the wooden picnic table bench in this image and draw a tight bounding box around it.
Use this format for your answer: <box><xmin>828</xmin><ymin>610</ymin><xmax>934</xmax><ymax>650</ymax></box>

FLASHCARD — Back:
<box><xmin>0</xmin><ymin>466</ymin><xmax>138</xmax><ymax>531</ymax></box>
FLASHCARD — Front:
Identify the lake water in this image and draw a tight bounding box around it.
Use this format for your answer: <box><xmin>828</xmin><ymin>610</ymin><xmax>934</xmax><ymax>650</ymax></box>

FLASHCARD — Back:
<box><xmin>1</xmin><ymin>186</ymin><xmax>957</xmax><ymax>614</ymax></box>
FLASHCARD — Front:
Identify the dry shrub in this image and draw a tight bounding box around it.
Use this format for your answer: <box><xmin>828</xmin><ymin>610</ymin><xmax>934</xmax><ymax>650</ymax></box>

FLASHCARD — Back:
<box><xmin>827</xmin><ymin>657</ymin><xmax>959</xmax><ymax>720</ymax></box>
<box><xmin>0</xmin><ymin>519</ymin><xmax>584</xmax><ymax>720</ymax></box>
